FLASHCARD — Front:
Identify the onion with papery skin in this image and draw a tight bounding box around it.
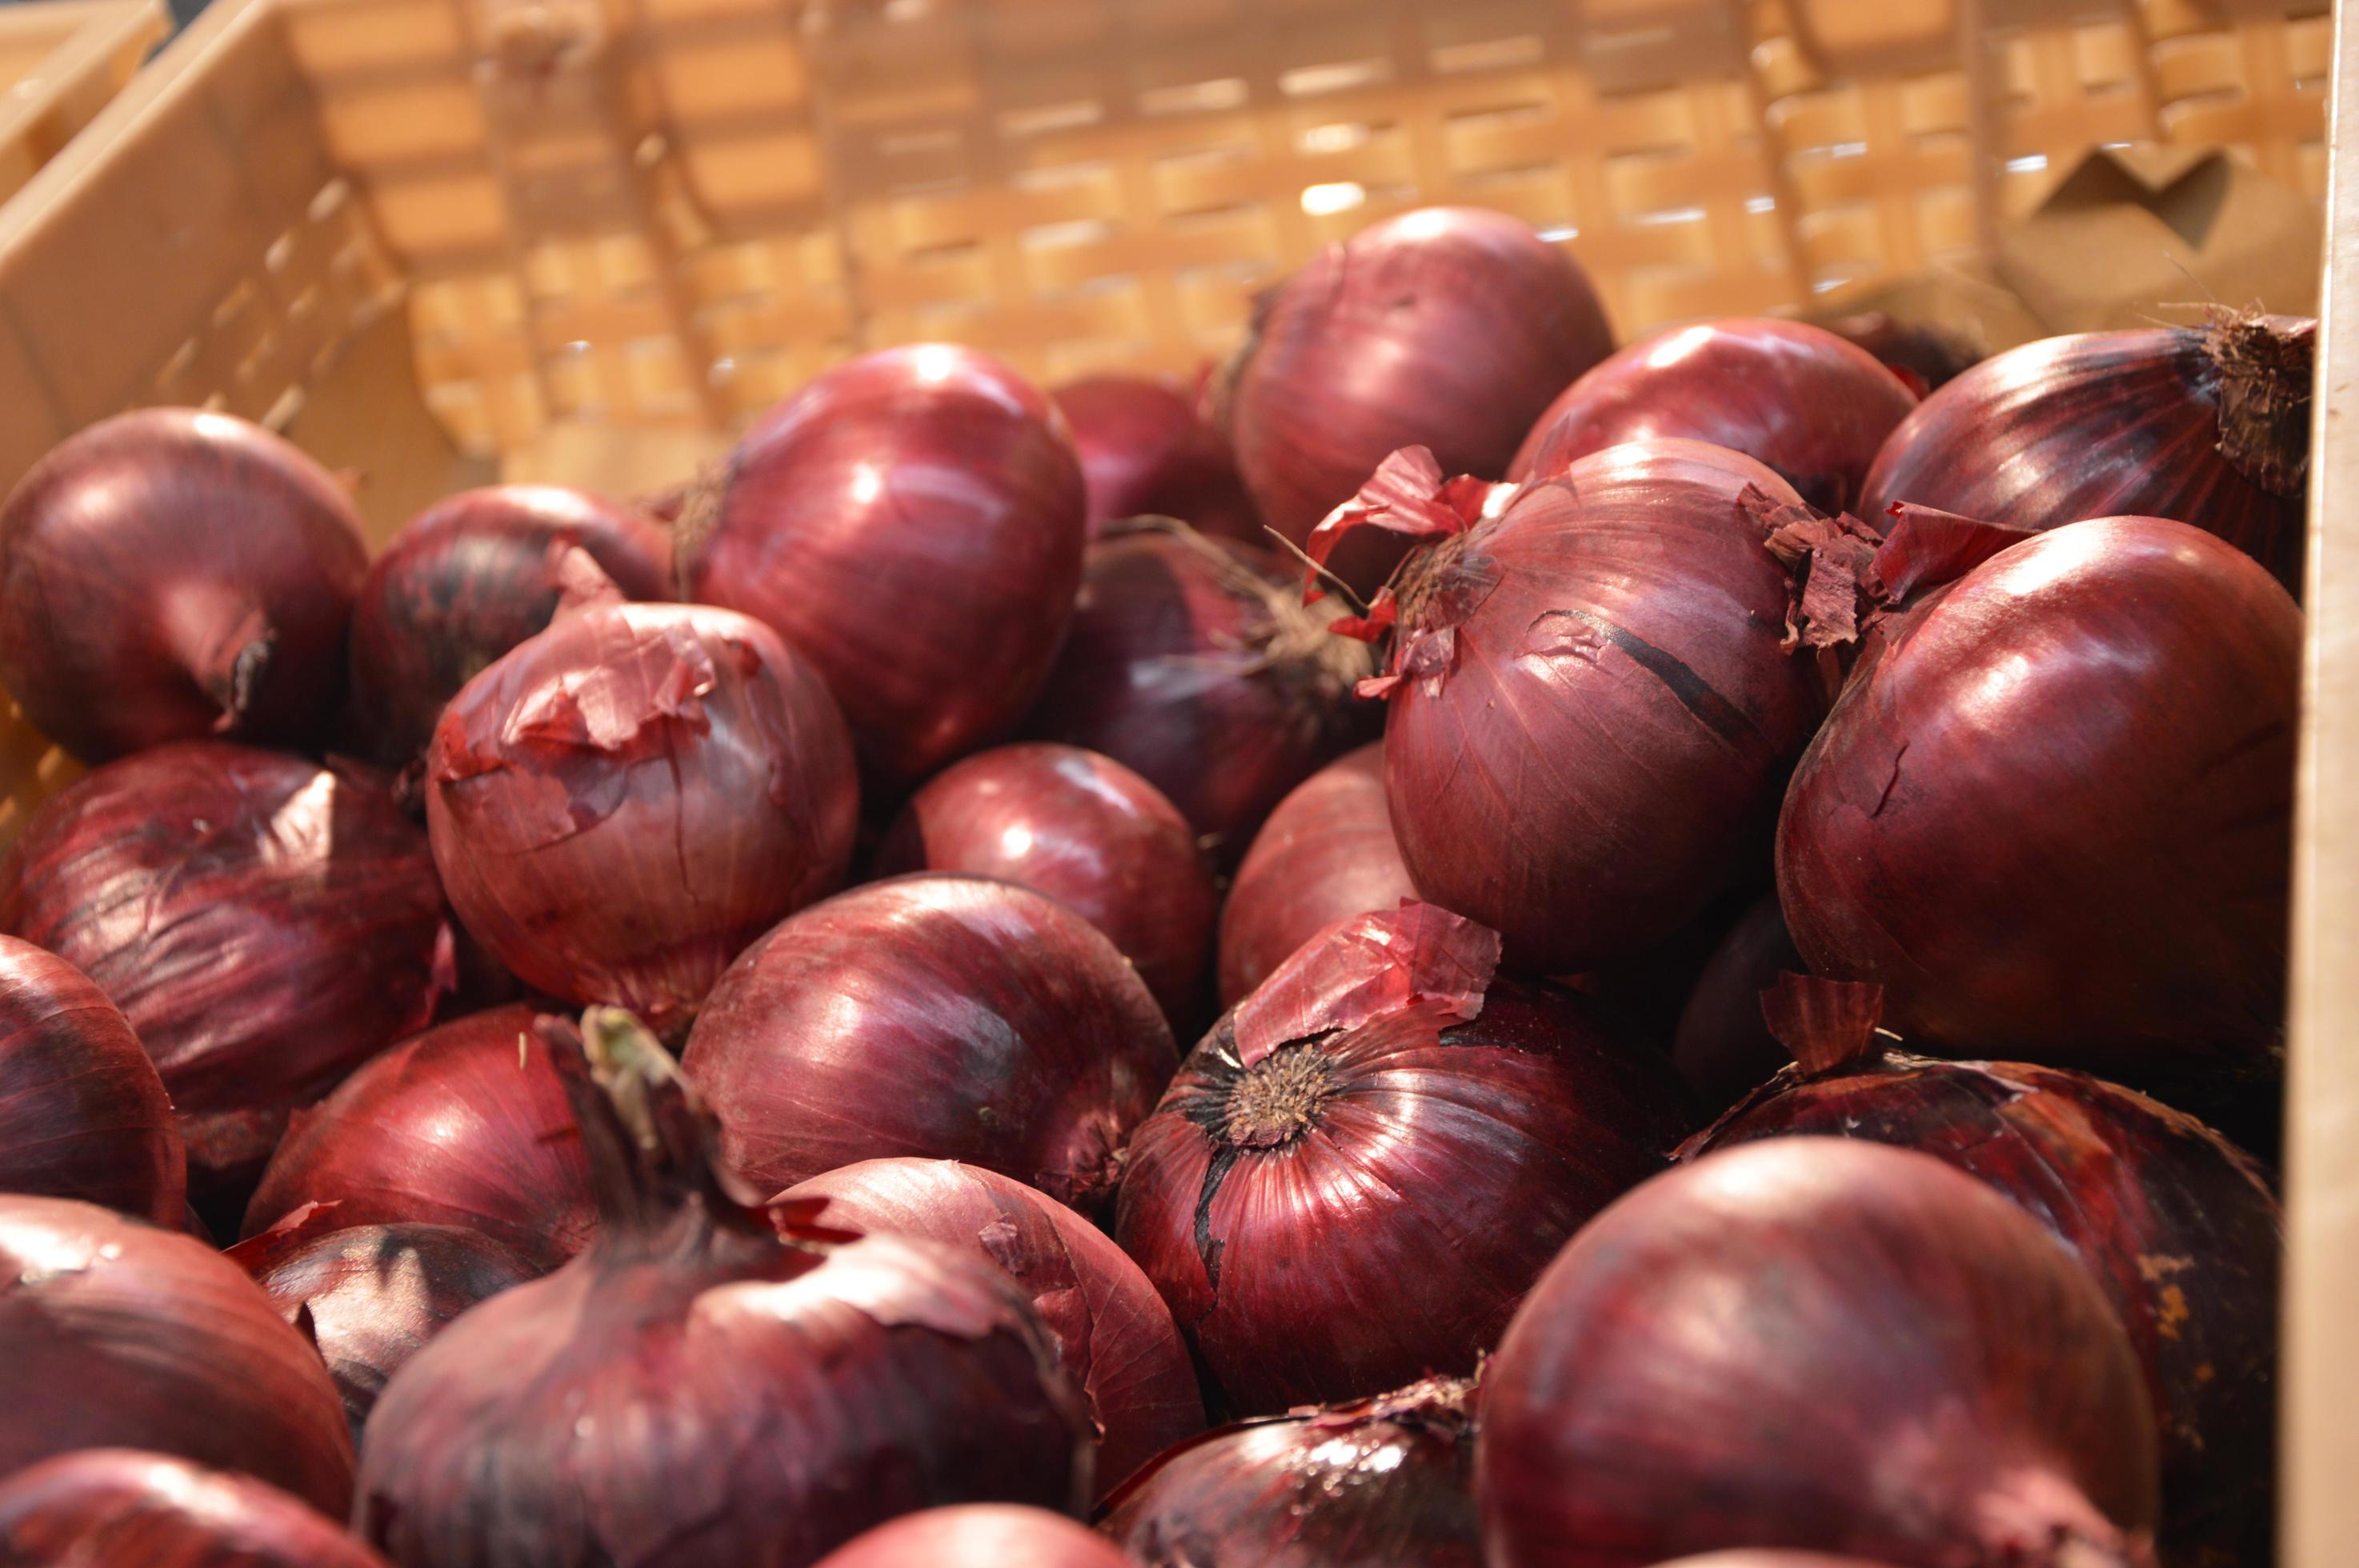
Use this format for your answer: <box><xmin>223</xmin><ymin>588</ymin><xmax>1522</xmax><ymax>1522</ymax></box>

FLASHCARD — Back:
<box><xmin>0</xmin><ymin>407</ymin><xmax>367</xmax><ymax>763</ymax></box>
<box><xmin>684</xmin><ymin>875</ymin><xmax>1175</xmax><ymax>1211</ymax></box>
<box><xmin>1857</xmin><ymin>318</ymin><xmax>2313</xmax><ymax>590</ymax></box>
<box><xmin>1099</xmin><ymin>1373</ymin><xmax>1481</xmax><ymax>1567</ymax></box>
<box><xmin>0</xmin><ymin>1450</ymin><xmax>388</xmax><ymax>1568</ymax></box>
<box><xmin>1217</xmin><ymin>741</ymin><xmax>1413</xmax><ymax>1006</ymax></box>
<box><xmin>875</xmin><ymin>743</ymin><xmax>1218</xmax><ymax>1025</ymax></box>
<box><xmin>0</xmin><ymin>1194</ymin><xmax>354</xmax><ymax>1514</ymax></box>
<box><xmin>1478</xmin><ymin>1138</ymin><xmax>2161</xmax><ymax>1568</ymax></box>
<box><xmin>356</xmin><ymin>1010</ymin><xmax>1089</xmax><ymax>1568</ymax></box>
<box><xmin>1668</xmin><ymin>895</ymin><xmax>1802</xmax><ymax>1112</ymax></box>
<box><xmin>2</xmin><ymin>741</ymin><xmax>451</xmax><ymax>1195</ymax></box>
<box><xmin>812</xmin><ymin>1506</ymin><xmax>1129</xmax><ymax>1568</ymax></box>
<box><xmin>676</xmin><ymin>344</ymin><xmax>1087</xmax><ymax>786</ymax></box>
<box><xmin>0</xmin><ymin>935</ymin><xmax>183</xmax><ymax>1225</ymax></box>
<box><xmin>775</xmin><ymin>1158</ymin><xmax>1203</xmax><ymax>1498</ymax></box>
<box><xmin>347</xmin><ymin>485</ymin><xmax>671</xmax><ymax>769</ymax></box>
<box><xmin>1510</xmin><ymin>319</ymin><xmax>1916</xmax><ymax>514</ymax></box>
<box><xmin>242</xmin><ymin>1005</ymin><xmax>591</xmax><ymax>1269</ymax></box>
<box><xmin>1117</xmin><ymin>902</ymin><xmax>1690</xmax><ymax>1413</ymax></box>
<box><xmin>1053</xmin><ymin>374</ymin><xmax>1260</xmax><ymax>543</ymax></box>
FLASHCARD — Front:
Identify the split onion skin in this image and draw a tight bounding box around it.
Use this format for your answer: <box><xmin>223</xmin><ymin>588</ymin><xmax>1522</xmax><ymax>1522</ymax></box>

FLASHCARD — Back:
<box><xmin>0</xmin><ymin>407</ymin><xmax>367</xmax><ymax>763</ymax></box>
<box><xmin>1667</xmin><ymin>895</ymin><xmax>1803</xmax><ymax>1114</ymax></box>
<box><xmin>1477</xmin><ymin>1138</ymin><xmax>2161</xmax><ymax>1568</ymax></box>
<box><xmin>676</xmin><ymin>343</ymin><xmax>1088</xmax><ymax>786</ymax></box>
<box><xmin>0</xmin><ymin>935</ymin><xmax>184</xmax><ymax>1226</ymax></box>
<box><xmin>1053</xmin><ymin>374</ymin><xmax>1260</xmax><ymax>544</ymax></box>
<box><xmin>812</xmin><ymin>1506</ymin><xmax>1130</xmax><ymax>1568</ymax></box>
<box><xmin>0</xmin><ymin>1450</ymin><xmax>389</xmax><ymax>1568</ymax></box>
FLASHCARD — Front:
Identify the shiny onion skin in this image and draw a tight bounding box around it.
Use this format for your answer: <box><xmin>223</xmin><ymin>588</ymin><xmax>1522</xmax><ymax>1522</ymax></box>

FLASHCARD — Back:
<box><xmin>812</xmin><ymin>1506</ymin><xmax>1130</xmax><ymax>1568</ymax></box>
<box><xmin>684</xmin><ymin>875</ymin><xmax>1175</xmax><ymax>1211</ymax></box>
<box><xmin>0</xmin><ymin>935</ymin><xmax>184</xmax><ymax>1224</ymax></box>
<box><xmin>1116</xmin><ymin>903</ymin><xmax>1691</xmax><ymax>1413</ymax></box>
<box><xmin>0</xmin><ymin>1194</ymin><xmax>355</xmax><ymax>1514</ymax></box>
<box><xmin>348</xmin><ymin>485</ymin><xmax>671</xmax><ymax>769</ymax></box>
<box><xmin>676</xmin><ymin>344</ymin><xmax>1087</xmax><ymax>786</ymax></box>
<box><xmin>1098</xmin><ymin>1373</ymin><xmax>1482</xmax><ymax>1567</ymax></box>
<box><xmin>242</xmin><ymin>1005</ymin><xmax>593</xmax><ymax>1269</ymax></box>
<box><xmin>1649</xmin><ymin>1557</ymin><xmax>1904</xmax><ymax>1568</ymax></box>
<box><xmin>775</xmin><ymin>1158</ymin><xmax>1204</xmax><ymax>1499</ymax></box>
<box><xmin>1217</xmin><ymin>741</ymin><xmax>1413</xmax><ymax>1006</ymax></box>
<box><xmin>875</xmin><ymin>743</ymin><xmax>1218</xmax><ymax>1025</ymax></box>
<box><xmin>356</xmin><ymin>1010</ymin><xmax>1089</xmax><ymax>1568</ymax></box>
<box><xmin>1477</xmin><ymin>1139</ymin><xmax>2161</xmax><ymax>1568</ymax></box>
<box><xmin>1668</xmin><ymin>895</ymin><xmax>1803</xmax><ymax>1114</ymax></box>
<box><xmin>1857</xmin><ymin>318</ymin><xmax>2313</xmax><ymax>590</ymax></box>
<box><xmin>0</xmin><ymin>1450</ymin><xmax>388</xmax><ymax>1568</ymax></box>
<box><xmin>1776</xmin><ymin>516</ymin><xmax>2298</xmax><ymax>1078</ymax></box>
<box><xmin>0</xmin><ymin>407</ymin><xmax>367</xmax><ymax>763</ymax></box>
<box><xmin>1052</xmin><ymin>374</ymin><xmax>1260</xmax><ymax>543</ymax></box>
<box><xmin>1511</xmin><ymin>319</ymin><xmax>1916</xmax><ymax>514</ymax></box>
<box><xmin>425</xmin><ymin>591</ymin><xmax>858</xmax><ymax>1034</ymax></box>
<box><xmin>1</xmin><ymin>741</ymin><xmax>451</xmax><ymax>1194</ymax></box>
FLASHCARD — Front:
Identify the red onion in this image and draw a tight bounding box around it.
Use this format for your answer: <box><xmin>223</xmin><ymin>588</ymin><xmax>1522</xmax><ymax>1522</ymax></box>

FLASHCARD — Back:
<box><xmin>1098</xmin><ymin>1373</ymin><xmax>1480</xmax><ymax>1566</ymax></box>
<box><xmin>1025</xmin><ymin>523</ymin><xmax>1373</xmax><ymax>860</ymax></box>
<box><xmin>355</xmin><ymin>1010</ymin><xmax>1089</xmax><ymax>1567</ymax></box>
<box><xmin>347</xmin><ymin>485</ymin><xmax>671</xmax><ymax>769</ymax></box>
<box><xmin>242</xmin><ymin>1005</ymin><xmax>593</xmax><ymax>1268</ymax></box>
<box><xmin>1510</xmin><ymin>319</ymin><xmax>1916</xmax><ymax>515</ymax></box>
<box><xmin>0</xmin><ymin>1194</ymin><xmax>354</xmax><ymax>1514</ymax></box>
<box><xmin>1217</xmin><ymin>741</ymin><xmax>1413</xmax><ymax>1006</ymax></box>
<box><xmin>1822</xmin><ymin>310</ymin><xmax>1982</xmax><ymax>398</ymax></box>
<box><xmin>2</xmin><ymin>741</ymin><xmax>451</xmax><ymax>1194</ymax></box>
<box><xmin>1650</xmin><ymin>1558</ymin><xmax>1904</xmax><ymax>1568</ymax></box>
<box><xmin>775</xmin><ymin>1157</ymin><xmax>1204</xmax><ymax>1498</ymax></box>
<box><xmin>683</xmin><ymin>874</ymin><xmax>1175</xmax><ymax>1210</ymax></box>
<box><xmin>1052</xmin><ymin>374</ymin><xmax>1259</xmax><ymax>543</ymax></box>
<box><xmin>676</xmin><ymin>344</ymin><xmax>1087</xmax><ymax>786</ymax></box>
<box><xmin>0</xmin><ymin>408</ymin><xmax>367</xmax><ymax>763</ymax></box>
<box><xmin>1116</xmin><ymin>902</ymin><xmax>1690</xmax><ymax>1413</ymax></box>
<box><xmin>424</xmin><ymin>581</ymin><xmax>858</xmax><ymax>1034</ymax></box>
<box><xmin>0</xmin><ymin>935</ymin><xmax>184</xmax><ymax>1224</ymax></box>
<box><xmin>875</xmin><ymin>742</ymin><xmax>1218</xmax><ymax>1025</ymax></box>
<box><xmin>1858</xmin><ymin>316</ymin><xmax>2313</xmax><ymax>590</ymax></box>
<box><xmin>1478</xmin><ymin>1138</ymin><xmax>2161</xmax><ymax>1567</ymax></box>
<box><xmin>0</xmin><ymin>1450</ymin><xmax>387</xmax><ymax>1567</ymax></box>
<box><xmin>812</xmin><ymin>1506</ymin><xmax>1128</xmax><ymax>1568</ymax></box>
<box><xmin>1668</xmin><ymin>894</ymin><xmax>1802</xmax><ymax>1113</ymax></box>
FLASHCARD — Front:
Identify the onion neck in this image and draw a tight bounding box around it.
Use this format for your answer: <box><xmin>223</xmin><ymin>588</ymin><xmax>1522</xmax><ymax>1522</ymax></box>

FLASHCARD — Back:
<box><xmin>2203</xmin><ymin>311</ymin><xmax>2313</xmax><ymax>499</ymax></box>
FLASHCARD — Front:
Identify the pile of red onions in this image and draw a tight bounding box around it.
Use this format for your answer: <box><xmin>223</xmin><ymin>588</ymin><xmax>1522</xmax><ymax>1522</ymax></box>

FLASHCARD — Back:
<box><xmin>676</xmin><ymin>344</ymin><xmax>1087</xmax><ymax>786</ymax></box>
<box><xmin>0</xmin><ymin>1450</ymin><xmax>389</xmax><ymax>1567</ymax></box>
<box><xmin>2</xmin><ymin>741</ymin><xmax>451</xmax><ymax>1194</ymax></box>
<box><xmin>0</xmin><ymin>407</ymin><xmax>368</xmax><ymax>763</ymax></box>
<box><xmin>356</xmin><ymin>1010</ymin><xmax>1088</xmax><ymax>1566</ymax></box>
<box><xmin>683</xmin><ymin>874</ymin><xmax>1175</xmax><ymax>1210</ymax></box>
<box><xmin>813</xmin><ymin>1506</ymin><xmax>1128</xmax><ymax>1568</ymax></box>
<box><xmin>875</xmin><ymin>742</ymin><xmax>1217</xmax><ymax>1025</ymax></box>
<box><xmin>1478</xmin><ymin>1138</ymin><xmax>2161</xmax><ymax>1566</ymax></box>
<box><xmin>1116</xmin><ymin>902</ymin><xmax>1689</xmax><ymax>1412</ymax></box>
<box><xmin>1668</xmin><ymin>894</ymin><xmax>1803</xmax><ymax>1112</ymax></box>
<box><xmin>1052</xmin><ymin>374</ymin><xmax>1259</xmax><ymax>543</ymax></box>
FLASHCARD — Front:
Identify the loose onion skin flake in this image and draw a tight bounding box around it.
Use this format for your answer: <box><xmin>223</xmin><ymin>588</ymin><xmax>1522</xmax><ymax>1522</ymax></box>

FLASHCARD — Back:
<box><xmin>1052</xmin><ymin>374</ymin><xmax>1260</xmax><ymax>544</ymax></box>
<box><xmin>812</xmin><ymin>1506</ymin><xmax>1130</xmax><ymax>1568</ymax></box>
<box><xmin>0</xmin><ymin>1450</ymin><xmax>389</xmax><ymax>1568</ymax></box>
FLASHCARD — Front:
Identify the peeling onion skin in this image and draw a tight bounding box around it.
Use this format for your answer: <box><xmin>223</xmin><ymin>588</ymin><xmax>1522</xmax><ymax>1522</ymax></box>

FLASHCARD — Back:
<box><xmin>685</xmin><ymin>875</ymin><xmax>1176</xmax><ymax>1213</ymax></box>
<box><xmin>775</xmin><ymin>1158</ymin><xmax>1204</xmax><ymax>1499</ymax></box>
<box><xmin>242</xmin><ymin>1005</ymin><xmax>594</xmax><ymax>1270</ymax></box>
<box><xmin>675</xmin><ymin>344</ymin><xmax>1087</xmax><ymax>787</ymax></box>
<box><xmin>1774</xmin><ymin>516</ymin><xmax>2297</xmax><ymax>1081</ymax></box>
<box><xmin>1668</xmin><ymin>895</ymin><xmax>1802</xmax><ymax>1114</ymax></box>
<box><xmin>875</xmin><ymin>742</ymin><xmax>1219</xmax><ymax>1026</ymax></box>
<box><xmin>813</xmin><ymin>1506</ymin><xmax>1130</xmax><ymax>1568</ymax></box>
<box><xmin>1684</xmin><ymin>1052</ymin><xmax>2280</xmax><ymax>1568</ymax></box>
<box><xmin>0</xmin><ymin>936</ymin><xmax>184</xmax><ymax>1226</ymax></box>
<box><xmin>1053</xmin><ymin>374</ymin><xmax>1260</xmax><ymax>544</ymax></box>
<box><xmin>0</xmin><ymin>1450</ymin><xmax>388</xmax><ymax>1568</ymax></box>
<box><xmin>1</xmin><ymin>742</ymin><xmax>451</xmax><ymax>1198</ymax></box>
<box><xmin>1477</xmin><ymin>1139</ymin><xmax>2161</xmax><ymax>1568</ymax></box>
<box><xmin>0</xmin><ymin>407</ymin><xmax>367</xmax><ymax>763</ymax></box>
<box><xmin>0</xmin><ymin>1194</ymin><xmax>356</xmax><ymax>1516</ymax></box>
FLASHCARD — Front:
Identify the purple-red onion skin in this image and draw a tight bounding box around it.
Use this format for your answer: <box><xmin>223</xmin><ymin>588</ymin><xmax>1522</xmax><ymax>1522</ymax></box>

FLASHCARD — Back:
<box><xmin>1511</xmin><ymin>319</ymin><xmax>1916</xmax><ymax>515</ymax></box>
<box><xmin>0</xmin><ymin>408</ymin><xmax>367</xmax><ymax>763</ymax></box>
<box><xmin>1648</xmin><ymin>1557</ymin><xmax>1906</xmax><ymax>1568</ymax></box>
<box><xmin>1823</xmin><ymin>310</ymin><xmax>1982</xmax><ymax>398</ymax></box>
<box><xmin>0</xmin><ymin>935</ymin><xmax>184</xmax><ymax>1225</ymax></box>
<box><xmin>775</xmin><ymin>1158</ymin><xmax>1204</xmax><ymax>1498</ymax></box>
<box><xmin>1668</xmin><ymin>895</ymin><xmax>1802</xmax><ymax>1113</ymax></box>
<box><xmin>684</xmin><ymin>875</ymin><xmax>1175</xmax><ymax>1210</ymax></box>
<box><xmin>1776</xmin><ymin>516</ymin><xmax>2297</xmax><ymax>1078</ymax></box>
<box><xmin>813</xmin><ymin>1506</ymin><xmax>1130</xmax><ymax>1568</ymax></box>
<box><xmin>243</xmin><ymin>1005</ymin><xmax>594</xmax><ymax>1269</ymax></box>
<box><xmin>2</xmin><ymin>742</ymin><xmax>450</xmax><ymax>1194</ymax></box>
<box><xmin>0</xmin><ymin>1450</ymin><xmax>389</xmax><ymax>1568</ymax></box>
<box><xmin>426</xmin><ymin>598</ymin><xmax>857</xmax><ymax>1033</ymax></box>
<box><xmin>0</xmin><ymin>1195</ymin><xmax>356</xmax><ymax>1516</ymax></box>
<box><xmin>1052</xmin><ymin>374</ymin><xmax>1260</xmax><ymax>544</ymax></box>
<box><xmin>875</xmin><ymin>743</ymin><xmax>1217</xmax><ymax>1025</ymax></box>
<box><xmin>1479</xmin><ymin>1139</ymin><xmax>2161</xmax><ymax>1568</ymax></box>
<box><xmin>676</xmin><ymin>344</ymin><xmax>1087</xmax><ymax>786</ymax></box>
<box><xmin>347</xmin><ymin>486</ymin><xmax>672</xmax><ymax>769</ymax></box>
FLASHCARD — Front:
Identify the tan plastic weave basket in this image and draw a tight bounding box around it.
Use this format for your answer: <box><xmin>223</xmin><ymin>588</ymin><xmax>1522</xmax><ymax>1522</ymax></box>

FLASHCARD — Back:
<box><xmin>0</xmin><ymin>0</ymin><xmax>166</xmax><ymax>207</ymax></box>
